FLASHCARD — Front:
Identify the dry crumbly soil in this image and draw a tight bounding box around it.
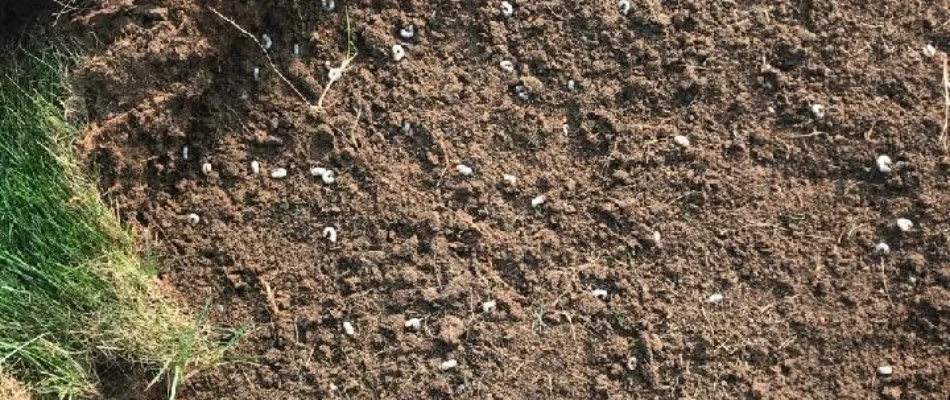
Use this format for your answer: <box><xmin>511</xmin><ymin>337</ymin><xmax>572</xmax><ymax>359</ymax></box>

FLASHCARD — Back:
<box><xmin>70</xmin><ymin>0</ymin><xmax>949</xmax><ymax>399</ymax></box>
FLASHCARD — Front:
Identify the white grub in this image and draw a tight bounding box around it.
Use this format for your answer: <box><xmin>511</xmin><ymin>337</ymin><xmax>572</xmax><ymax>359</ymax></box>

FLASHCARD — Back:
<box><xmin>876</xmin><ymin>155</ymin><xmax>893</xmax><ymax>173</ymax></box>
<box><xmin>651</xmin><ymin>231</ymin><xmax>662</xmax><ymax>245</ymax></box>
<box><xmin>253</xmin><ymin>67</ymin><xmax>260</xmax><ymax>81</ymax></box>
<box><xmin>625</xmin><ymin>357</ymin><xmax>638</xmax><ymax>371</ymax></box>
<box><xmin>673</xmin><ymin>135</ymin><xmax>690</xmax><ymax>148</ymax></box>
<box><xmin>896</xmin><ymin>218</ymin><xmax>914</xmax><ymax>232</ymax></box>
<box><xmin>767</xmin><ymin>106</ymin><xmax>776</xmax><ymax>114</ymax></box>
<box><xmin>481</xmin><ymin>300</ymin><xmax>497</xmax><ymax>313</ymax></box>
<box><xmin>201</xmin><ymin>162</ymin><xmax>213</xmax><ymax>175</ymax></box>
<box><xmin>270</xmin><ymin>167</ymin><xmax>288</xmax><ymax>179</ymax></box>
<box><xmin>456</xmin><ymin>164</ymin><xmax>474</xmax><ymax>176</ymax></box>
<box><xmin>706</xmin><ymin>292</ymin><xmax>724</xmax><ymax>304</ymax></box>
<box><xmin>310</xmin><ymin>167</ymin><xmax>329</xmax><ymax>177</ymax></box>
<box><xmin>531</xmin><ymin>195</ymin><xmax>546</xmax><ymax>208</ymax></box>
<box><xmin>500</xmin><ymin>1</ymin><xmax>513</xmax><ymax>18</ymax></box>
<box><xmin>878</xmin><ymin>364</ymin><xmax>893</xmax><ymax>376</ymax></box>
<box><xmin>399</xmin><ymin>25</ymin><xmax>415</xmax><ymax>41</ymax></box>
<box><xmin>499</xmin><ymin>60</ymin><xmax>515</xmax><ymax>73</ymax></box>
<box><xmin>563</xmin><ymin>124</ymin><xmax>570</xmax><ymax>135</ymax></box>
<box><xmin>503</xmin><ymin>174</ymin><xmax>518</xmax><ymax>185</ymax></box>
<box><xmin>343</xmin><ymin>321</ymin><xmax>355</xmax><ymax>335</ymax></box>
<box><xmin>440</xmin><ymin>359</ymin><xmax>458</xmax><ymax>371</ymax></box>
<box><xmin>328</xmin><ymin>67</ymin><xmax>343</xmax><ymax>82</ymax></box>
<box><xmin>401</xmin><ymin>121</ymin><xmax>412</xmax><ymax>134</ymax></box>
<box><xmin>592</xmin><ymin>288</ymin><xmax>609</xmax><ymax>300</ymax></box>
<box><xmin>322</xmin><ymin>0</ymin><xmax>335</xmax><ymax>11</ymax></box>
<box><xmin>293</xmin><ymin>43</ymin><xmax>300</xmax><ymax>57</ymax></box>
<box><xmin>404</xmin><ymin>317</ymin><xmax>423</xmax><ymax>330</ymax></box>
<box><xmin>323</xmin><ymin>226</ymin><xmax>338</xmax><ymax>243</ymax></box>
<box><xmin>250</xmin><ymin>160</ymin><xmax>261</xmax><ymax>175</ymax></box>
<box><xmin>617</xmin><ymin>0</ymin><xmax>631</xmax><ymax>15</ymax></box>
<box><xmin>392</xmin><ymin>44</ymin><xmax>406</xmax><ymax>62</ymax></box>
<box><xmin>187</xmin><ymin>213</ymin><xmax>200</xmax><ymax>225</ymax></box>
<box><xmin>567</xmin><ymin>79</ymin><xmax>576</xmax><ymax>91</ymax></box>
<box><xmin>182</xmin><ymin>146</ymin><xmax>189</xmax><ymax>160</ymax></box>
<box><xmin>321</xmin><ymin>170</ymin><xmax>337</xmax><ymax>184</ymax></box>
<box><xmin>923</xmin><ymin>44</ymin><xmax>937</xmax><ymax>58</ymax></box>
<box><xmin>514</xmin><ymin>84</ymin><xmax>530</xmax><ymax>101</ymax></box>
<box><xmin>311</xmin><ymin>167</ymin><xmax>337</xmax><ymax>184</ymax></box>
<box><xmin>810</xmin><ymin>103</ymin><xmax>825</xmax><ymax>119</ymax></box>
<box><xmin>262</xmin><ymin>34</ymin><xmax>273</xmax><ymax>50</ymax></box>
<box><xmin>872</xmin><ymin>242</ymin><xmax>890</xmax><ymax>256</ymax></box>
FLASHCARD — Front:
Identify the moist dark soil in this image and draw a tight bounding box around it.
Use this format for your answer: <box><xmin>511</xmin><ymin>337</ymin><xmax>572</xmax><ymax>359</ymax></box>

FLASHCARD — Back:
<box><xmin>71</xmin><ymin>0</ymin><xmax>949</xmax><ymax>399</ymax></box>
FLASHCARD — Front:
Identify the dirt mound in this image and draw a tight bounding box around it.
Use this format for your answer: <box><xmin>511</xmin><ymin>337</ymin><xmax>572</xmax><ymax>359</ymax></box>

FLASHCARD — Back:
<box><xmin>72</xmin><ymin>0</ymin><xmax>949</xmax><ymax>398</ymax></box>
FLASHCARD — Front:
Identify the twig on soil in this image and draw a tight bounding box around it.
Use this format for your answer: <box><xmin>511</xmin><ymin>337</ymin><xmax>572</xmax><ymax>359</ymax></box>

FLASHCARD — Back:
<box><xmin>317</xmin><ymin>8</ymin><xmax>359</xmax><ymax>110</ymax></box>
<box><xmin>208</xmin><ymin>7</ymin><xmax>312</xmax><ymax>107</ymax></box>
<box><xmin>259</xmin><ymin>277</ymin><xmax>282</xmax><ymax>319</ymax></box>
<box><xmin>51</xmin><ymin>0</ymin><xmax>80</xmax><ymax>26</ymax></box>
<box><xmin>941</xmin><ymin>54</ymin><xmax>948</xmax><ymax>153</ymax></box>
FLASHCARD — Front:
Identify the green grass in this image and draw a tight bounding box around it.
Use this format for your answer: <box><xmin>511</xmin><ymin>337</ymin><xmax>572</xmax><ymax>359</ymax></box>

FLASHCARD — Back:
<box><xmin>0</xmin><ymin>42</ymin><xmax>233</xmax><ymax>399</ymax></box>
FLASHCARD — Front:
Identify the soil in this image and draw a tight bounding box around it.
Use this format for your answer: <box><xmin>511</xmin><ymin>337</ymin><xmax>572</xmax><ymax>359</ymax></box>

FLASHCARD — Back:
<box><xmin>68</xmin><ymin>0</ymin><xmax>949</xmax><ymax>399</ymax></box>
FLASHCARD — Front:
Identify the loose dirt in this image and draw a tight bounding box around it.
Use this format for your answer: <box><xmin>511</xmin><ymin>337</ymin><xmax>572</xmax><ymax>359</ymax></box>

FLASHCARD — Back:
<box><xmin>71</xmin><ymin>0</ymin><xmax>949</xmax><ymax>399</ymax></box>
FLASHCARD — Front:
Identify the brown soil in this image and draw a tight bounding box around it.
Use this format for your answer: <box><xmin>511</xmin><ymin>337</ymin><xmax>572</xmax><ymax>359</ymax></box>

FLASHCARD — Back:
<box><xmin>71</xmin><ymin>0</ymin><xmax>949</xmax><ymax>399</ymax></box>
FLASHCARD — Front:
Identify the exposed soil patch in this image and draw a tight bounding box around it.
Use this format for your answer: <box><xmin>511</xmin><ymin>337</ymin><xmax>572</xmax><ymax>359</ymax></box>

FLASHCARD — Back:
<box><xmin>72</xmin><ymin>1</ymin><xmax>949</xmax><ymax>399</ymax></box>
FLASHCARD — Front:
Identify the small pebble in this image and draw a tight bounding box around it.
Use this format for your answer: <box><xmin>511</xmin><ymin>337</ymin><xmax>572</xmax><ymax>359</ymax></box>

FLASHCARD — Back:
<box><xmin>182</xmin><ymin>146</ymin><xmax>189</xmax><ymax>160</ymax></box>
<box><xmin>343</xmin><ymin>321</ymin><xmax>355</xmax><ymax>335</ymax></box>
<box><xmin>531</xmin><ymin>195</ymin><xmax>546</xmax><ymax>208</ymax></box>
<box><xmin>592</xmin><ymin>289</ymin><xmax>609</xmax><ymax>300</ymax></box>
<box><xmin>500</xmin><ymin>1</ymin><xmax>513</xmax><ymax>18</ymax></box>
<box><xmin>499</xmin><ymin>60</ymin><xmax>515</xmax><ymax>73</ymax></box>
<box><xmin>201</xmin><ymin>162</ymin><xmax>212</xmax><ymax>175</ymax></box>
<box><xmin>707</xmin><ymin>292</ymin><xmax>724</xmax><ymax>304</ymax></box>
<box><xmin>456</xmin><ymin>164</ymin><xmax>474</xmax><ymax>176</ymax></box>
<box><xmin>187</xmin><ymin>213</ymin><xmax>200</xmax><ymax>225</ymax></box>
<box><xmin>404</xmin><ymin>317</ymin><xmax>422</xmax><ymax>330</ymax></box>
<box><xmin>810</xmin><ymin>103</ymin><xmax>825</xmax><ymax>119</ymax></box>
<box><xmin>876</xmin><ymin>155</ymin><xmax>893</xmax><ymax>173</ymax></box>
<box><xmin>896</xmin><ymin>218</ymin><xmax>913</xmax><ymax>232</ymax></box>
<box><xmin>323</xmin><ymin>226</ymin><xmax>338</xmax><ymax>243</ymax></box>
<box><xmin>923</xmin><ymin>44</ymin><xmax>937</xmax><ymax>57</ymax></box>
<box><xmin>503</xmin><ymin>174</ymin><xmax>518</xmax><ymax>185</ymax></box>
<box><xmin>872</xmin><ymin>242</ymin><xmax>890</xmax><ymax>256</ymax></box>
<box><xmin>673</xmin><ymin>135</ymin><xmax>690</xmax><ymax>148</ymax></box>
<box><xmin>481</xmin><ymin>300</ymin><xmax>496</xmax><ymax>313</ymax></box>
<box><xmin>250</xmin><ymin>160</ymin><xmax>261</xmax><ymax>175</ymax></box>
<box><xmin>270</xmin><ymin>168</ymin><xmax>287</xmax><ymax>179</ymax></box>
<box><xmin>401</xmin><ymin>121</ymin><xmax>412</xmax><ymax>134</ymax></box>
<box><xmin>440</xmin><ymin>359</ymin><xmax>458</xmax><ymax>371</ymax></box>
<box><xmin>877</xmin><ymin>364</ymin><xmax>893</xmax><ymax>376</ymax></box>
<box><xmin>567</xmin><ymin>79</ymin><xmax>576</xmax><ymax>91</ymax></box>
<box><xmin>617</xmin><ymin>0</ymin><xmax>631</xmax><ymax>15</ymax></box>
<box><xmin>399</xmin><ymin>26</ymin><xmax>415</xmax><ymax>41</ymax></box>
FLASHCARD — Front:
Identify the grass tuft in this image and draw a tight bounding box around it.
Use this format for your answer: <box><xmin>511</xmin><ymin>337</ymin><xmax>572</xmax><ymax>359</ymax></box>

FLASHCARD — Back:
<box><xmin>0</xmin><ymin>40</ymin><xmax>232</xmax><ymax>398</ymax></box>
